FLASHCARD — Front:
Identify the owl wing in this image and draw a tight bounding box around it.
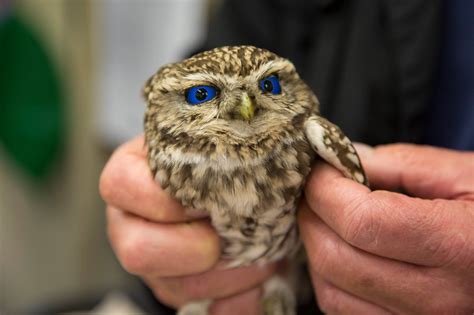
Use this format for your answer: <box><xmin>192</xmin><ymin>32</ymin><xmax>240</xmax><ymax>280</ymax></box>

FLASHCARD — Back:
<box><xmin>304</xmin><ymin>115</ymin><xmax>369</xmax><ymax>186</ymax></box>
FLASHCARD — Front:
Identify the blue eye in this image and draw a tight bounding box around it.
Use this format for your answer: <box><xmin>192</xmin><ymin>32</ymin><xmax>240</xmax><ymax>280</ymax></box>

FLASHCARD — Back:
<box><xmin>259</xmin><ymin>75</ymin><xmax>281</xmax><ymax>94</ymax></box>
<box><xmin>185</xmin><ymin>85</ymin><xmax>218</xmax><ymax>105</ymax></box>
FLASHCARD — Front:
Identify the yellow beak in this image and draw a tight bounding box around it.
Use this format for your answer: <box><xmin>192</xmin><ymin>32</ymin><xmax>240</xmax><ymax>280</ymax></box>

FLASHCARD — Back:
<box><xmin>239</xmin><ymin>92</ymin><xmax>254</xmax><ymax>122</ymax></box>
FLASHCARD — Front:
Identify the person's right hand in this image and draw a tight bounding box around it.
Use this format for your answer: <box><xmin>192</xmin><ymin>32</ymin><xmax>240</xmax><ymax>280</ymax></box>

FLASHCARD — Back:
<box><xmin>99</xmin><ymin>135</ymin><xmax>277</xmax><ymax>315</ymax></box>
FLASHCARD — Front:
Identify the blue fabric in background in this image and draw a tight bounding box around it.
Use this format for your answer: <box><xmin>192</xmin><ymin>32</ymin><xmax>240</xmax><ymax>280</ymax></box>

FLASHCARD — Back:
<box><xmin>425</xmin><ymin>0</ymin><xmax>474</xmax><ymax>150</ymax></box>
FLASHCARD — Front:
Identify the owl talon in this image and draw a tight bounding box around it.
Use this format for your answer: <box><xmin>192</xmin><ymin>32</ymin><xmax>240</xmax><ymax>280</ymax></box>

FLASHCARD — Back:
<box><xmin>177</xmin><ymin>300</ymin><xmax>211</xmax><ymax>315</ymax></box>
<box><xmin>262</xmin><ymin>276</ymin><xmax>296</xmax><ymax>315</ymax></box>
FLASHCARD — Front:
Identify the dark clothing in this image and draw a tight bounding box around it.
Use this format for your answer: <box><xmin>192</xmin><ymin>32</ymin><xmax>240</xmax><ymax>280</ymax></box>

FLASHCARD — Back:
<box><xmin>424</xmin><ymin>0</ymin><xmax>474</xmax><ymax>150</ymax></box>
<box><xmin>198</xmin><ymin>0</ymin><xmax>441</xmax><ymax>146</ymax></box>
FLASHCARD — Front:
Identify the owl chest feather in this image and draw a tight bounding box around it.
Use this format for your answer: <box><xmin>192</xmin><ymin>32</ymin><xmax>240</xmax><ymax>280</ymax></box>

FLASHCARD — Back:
<box><xmin>153</xmin><ymin>134</ymin><xmax>314</xmax><ymax>266</ymax></box>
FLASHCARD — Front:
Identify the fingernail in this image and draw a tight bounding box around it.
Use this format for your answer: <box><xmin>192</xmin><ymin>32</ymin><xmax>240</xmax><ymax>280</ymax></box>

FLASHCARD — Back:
<box><xmin>353</xmin><ymin>142</ymin><xmax>374</xmax><ymax>159</ymax></box>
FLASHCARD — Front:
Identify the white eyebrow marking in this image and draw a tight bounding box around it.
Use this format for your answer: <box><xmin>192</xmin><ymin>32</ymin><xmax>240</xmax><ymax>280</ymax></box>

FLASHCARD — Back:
<box><xmin>249</xmin><ymin>59</ymin><xmax>293</xmax><ymax>81</ymax></box>
<box><xmin>183</xmin><ymin>73</ymin><xmax>239</xmax><ymax>88</ymax></box>
<box><xmin>181</xmin><ymin>59</ymin><xmax>295</xmax><ymax>89</ymax></box>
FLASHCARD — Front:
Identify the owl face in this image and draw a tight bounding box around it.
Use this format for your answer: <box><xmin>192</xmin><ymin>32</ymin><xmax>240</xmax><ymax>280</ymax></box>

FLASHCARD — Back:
<box><xmin>144</xmin><ymin>46</ymin><xmax>318</xmax><ymax>148</ymax></box>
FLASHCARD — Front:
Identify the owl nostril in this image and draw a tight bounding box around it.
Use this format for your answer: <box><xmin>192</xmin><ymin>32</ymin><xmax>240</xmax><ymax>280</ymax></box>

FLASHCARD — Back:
<box><xmin>241</xmin><ymin>90</ymin><xmax>255</xmax><ymax>100</ymax></box>
<box><xmin>237</xmin><ymin>87</ymin><xmax>255</xmax><ymax>97</ymax></box>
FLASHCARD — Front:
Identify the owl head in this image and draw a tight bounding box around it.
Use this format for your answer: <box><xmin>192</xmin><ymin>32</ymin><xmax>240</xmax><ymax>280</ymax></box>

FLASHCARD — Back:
<box><xmin>144</xmin><ymin>46</ymin><xmax>319</xmax><ymax>161</ymax></box>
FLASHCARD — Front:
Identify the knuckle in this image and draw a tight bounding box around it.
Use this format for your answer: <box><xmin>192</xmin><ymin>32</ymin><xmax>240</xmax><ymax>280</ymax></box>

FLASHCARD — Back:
<box><xmin>99</xmin><ymin>159</ymin><xmax>123</xmax><ymax>203</ymax></box>
<box><xmin>424</xmin><ymin>200</ymin><xmax>454</xmax><ymax>235</ymax></box>
<box><xmin>99</xmin><ymin>147</ymin><xmax>130</xmax><ymax>203</ymax></box>
<box><xmin>417</xmin><ymin>200</ymin><xmax>469</xmax><ymax>265</ymax></box>
<box><xmin>117</xmin><ymin>232</ymin><xmax>153</xmax><ymax>275</ymax></box>
<box><xmin>148</xmin><ymin>280</ymin><xmax>182</xmax><ymax>308</ymax></box>
<box><xmin>341</xmin><ymin>194</ymin><xmax>382</xmax><ymax>249</ymax></box>
<box><xmin>307</xmin><ymin>235</ymin><xmax>338</xmax><ymax>276</ymax></box>
<box><xmin>315</xmin><ymin>283</ymin><xmax>343</xmax><ymax>314</ymax></box>
<box><xmin>379</xmin><ymin>143</ymin><xmax>429</xmax><ymax>170</ymax></box>
<box><xmin>378</xmin><ymin>143</ymin><xmax>428</xmax><ymax>170</ymax></box>
<box><xmin>377</xmin><ymin>143</ymin><xmax>417</xmax><ymax>158</ymax></box>
<box><xmin>430</xmin><ymin>230</ymin><xmax>470</xmax><ymax>267</ymax></box>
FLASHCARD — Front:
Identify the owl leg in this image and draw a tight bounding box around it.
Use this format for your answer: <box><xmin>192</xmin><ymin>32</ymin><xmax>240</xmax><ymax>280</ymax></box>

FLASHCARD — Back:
<box><xmin>262</xmin><ymin>275</ymin><xmax>296</xmax><ymax>315</ymax></box>
<box><xmin>177</xmin><ymin>300</ymin><xmax>211</xmax><ymax>315</ymax></box>
<box><xmin>304</xmin><ymin>115</ymin><xmax>369</xmax><ymax>186</ymax></box>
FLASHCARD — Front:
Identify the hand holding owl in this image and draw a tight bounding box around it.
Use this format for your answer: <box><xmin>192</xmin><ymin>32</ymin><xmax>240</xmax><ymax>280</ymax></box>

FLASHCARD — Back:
<box><xmin>300</xmin><ymin>144</ymin><xmax>474</xmax><ymax>314</ymax></box>
<box><xmin>100</xmin><ymin>137</ymin><xmax>474</xmax><ymax>314</ymax></box>
<box><xmin>100</xmin><ymin>135</ymin><xmax>278</xmax><ymax>315</ymax></box>
<box><xmin>99</xmin><ymin>45</ymin><xmax>474</xmax><ymax>315</ymax></box>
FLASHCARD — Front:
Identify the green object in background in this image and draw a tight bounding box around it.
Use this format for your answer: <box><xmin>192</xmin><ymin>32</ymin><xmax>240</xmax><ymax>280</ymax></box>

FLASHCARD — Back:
<box><xmin>0</xmin><ymin>14</ymin><xmax>64</xmax><ymax>179</ymax></box>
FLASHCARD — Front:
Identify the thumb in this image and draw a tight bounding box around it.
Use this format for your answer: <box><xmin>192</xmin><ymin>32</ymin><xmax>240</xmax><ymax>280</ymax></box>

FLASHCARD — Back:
<box><xmin>354</xmin><ymin>143</ymin><xmax>474</xmax><ymax>200</ymax></box>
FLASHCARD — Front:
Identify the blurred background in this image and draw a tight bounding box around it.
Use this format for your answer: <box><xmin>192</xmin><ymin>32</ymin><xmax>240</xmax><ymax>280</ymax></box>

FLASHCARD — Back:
<box><xmin>3</xmin><ymin>0</ymin><xmax>469</xmax><ymax>313</ymax></box>
<box><xmin>0</xmin><ymin>0</ymin><xmax>216</xmax><ymax>313</ymax></box>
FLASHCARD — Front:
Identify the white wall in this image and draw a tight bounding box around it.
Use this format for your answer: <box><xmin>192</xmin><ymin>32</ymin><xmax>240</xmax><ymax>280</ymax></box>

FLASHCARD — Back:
<box><xmin>94</xmin><ymin>0</ymin><xmax>207</xmax><ymax>147</ymax></box>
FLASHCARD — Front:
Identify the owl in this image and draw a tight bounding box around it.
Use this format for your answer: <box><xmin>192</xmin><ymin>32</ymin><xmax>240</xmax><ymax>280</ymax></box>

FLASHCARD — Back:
<box><xmin>143</xmin><ymin>46</ymin><xmax>367</xmax><ymax>315</ymax></box>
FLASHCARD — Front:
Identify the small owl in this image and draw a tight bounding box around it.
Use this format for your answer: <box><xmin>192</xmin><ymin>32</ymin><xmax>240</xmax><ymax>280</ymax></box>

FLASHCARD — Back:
<box><xmin>143</xmin><ymin>46</ymin><xmax>367</xmax><ymax>315</ymax></box>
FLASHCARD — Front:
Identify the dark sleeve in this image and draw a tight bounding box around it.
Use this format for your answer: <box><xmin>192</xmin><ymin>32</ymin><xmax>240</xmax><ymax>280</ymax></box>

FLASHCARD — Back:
<box><xmin>196</xmin><ymin>0</ymin><xmax>442</xmax><ymax>145</ymax></box>
<box><xmin>423</xmin><ymin>0</ymin><xmax>474</xmax><ymax>151</ymax></box>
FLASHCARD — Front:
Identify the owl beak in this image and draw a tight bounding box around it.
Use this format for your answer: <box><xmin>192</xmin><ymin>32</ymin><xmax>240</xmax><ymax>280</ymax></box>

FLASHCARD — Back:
<box><xmin>239</xmin><ymin>92</ymin><xmax>255</xmax><ymax>122</ymax></box>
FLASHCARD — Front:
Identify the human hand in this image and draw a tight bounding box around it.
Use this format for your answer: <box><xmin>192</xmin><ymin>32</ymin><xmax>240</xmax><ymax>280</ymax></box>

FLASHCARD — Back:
<box><xmin>99</xmin><ymin>135</ymin><xmax>277</xmax><ymax>315</ymax></box>
<box><xmin>299</xmin><ymin>143</ymin><xmax>474</xmax><ymax>314</ymax></box>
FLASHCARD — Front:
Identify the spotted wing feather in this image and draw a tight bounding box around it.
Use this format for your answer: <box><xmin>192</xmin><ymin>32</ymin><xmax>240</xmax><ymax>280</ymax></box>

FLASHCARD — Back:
<box><xmin>304</xmin><ymin>115</ymin><xmax>369</xmax><ymax>186</ymax></box>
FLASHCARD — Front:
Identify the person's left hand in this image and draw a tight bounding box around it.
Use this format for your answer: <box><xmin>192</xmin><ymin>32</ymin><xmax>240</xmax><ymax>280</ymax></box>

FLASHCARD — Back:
<box><xmin>298</xmin><ymin>144</ymin><xmax>474</xmax><ymax>314</ymax></box>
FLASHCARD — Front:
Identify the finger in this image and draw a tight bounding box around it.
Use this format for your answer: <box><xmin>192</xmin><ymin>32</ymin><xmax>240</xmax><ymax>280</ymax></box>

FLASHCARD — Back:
<box><xmin>147</xmin><ymin>263</ymin><xmax>276</xmax><ymax>307</ymax></box>
<box><xmin>356</xmin><ymin>143</ymin><xmax>474</xmax><ymax>200</ymax></box>
<box><xmin>312</xmin><ymin>275</ymin><xmax>392</xmax><ymax>315</ymax></box>
<box><xmin>210</xmin><ymin>286</ymin><xmax>262</xmax><ymax>315</ymax></box>
<box><xmin>304</xmin><ymin>163</ymin><xmax>474</xmax><ymax>267</ymax></box>
<box><xmin>107</xmin><ymin>206</ymin><xmax>220</xmax><ymax>277</ymax></box>
<box><xmin>298</xmin><ymin>205</ymin><xmax>439</xmax><ymax>314</ymax></box>
<box><xmin>100</xmin><ymin>134</ymin><xmax>191</xmax><ymax>223</ymax></box>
